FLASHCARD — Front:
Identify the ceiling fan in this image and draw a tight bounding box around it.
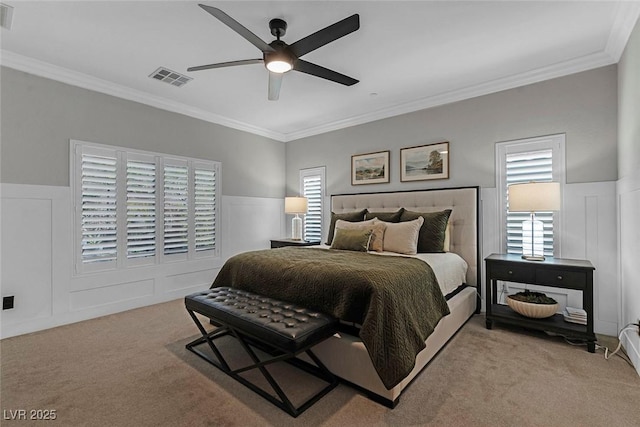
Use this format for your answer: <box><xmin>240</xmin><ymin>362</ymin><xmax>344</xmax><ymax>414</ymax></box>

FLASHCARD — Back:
<box><xmin>188</xmin><ymin>4</ymin><xmax>360</xmax><ymax>100</ymax></box>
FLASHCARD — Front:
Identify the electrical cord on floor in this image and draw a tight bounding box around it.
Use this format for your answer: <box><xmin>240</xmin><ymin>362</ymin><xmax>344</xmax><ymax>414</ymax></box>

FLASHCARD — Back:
<box><xmin>546</xmin><ymin>324</ymin><xmax>638</xmax><ymax>368</ymax></box>
<box><xmin>597</xmin><ymin>323</ymin><xmax>639</xmax><ymax>367</ymax></box>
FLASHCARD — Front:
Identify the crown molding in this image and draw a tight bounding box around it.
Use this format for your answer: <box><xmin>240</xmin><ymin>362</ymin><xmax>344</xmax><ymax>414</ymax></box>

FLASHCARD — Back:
<box><xmin>0</xmin><ymin>50</ymin><xmax>288</xmax><ymax>142</ymax></box>
<box><xmin>605</xmin><ymin>2</ymin><xmax>640</xmax><ymax>61</ymax></box>
<box><xmin>283</xmin><ymin>50</ymin><xmax>617</xmax><ymax>142</ymax></box>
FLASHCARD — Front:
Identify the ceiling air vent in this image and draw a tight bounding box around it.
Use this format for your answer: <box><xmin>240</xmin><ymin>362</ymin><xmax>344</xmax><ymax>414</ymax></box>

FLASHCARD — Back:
<box><xmin>149</xmin><ymin>67</ymin><xmax>192</xmax><ymax>87</ymax></box>
<box><xmin>1</xmin><ymin>3</ymin><xmax>14</xmax><ymax>30</ymax></box>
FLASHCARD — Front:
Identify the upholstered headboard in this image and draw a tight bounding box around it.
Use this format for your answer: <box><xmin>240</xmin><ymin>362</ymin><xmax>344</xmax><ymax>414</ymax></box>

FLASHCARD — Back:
<box><xmin>331</xmin><ymin>187</ymin><xmax>480</xmax><ymax>288</ymax></box>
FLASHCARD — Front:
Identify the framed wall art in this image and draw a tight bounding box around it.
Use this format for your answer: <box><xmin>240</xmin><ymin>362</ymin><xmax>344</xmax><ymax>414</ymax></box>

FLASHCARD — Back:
<box><xmin>351</xmin><ymin>150</ymin><xmax>390</xmax><ymax>185</ymax></box>
<box><xmin>400</xmin><ymin>142</ymin><xmax>449</xmax><ymax>182</ymax></box>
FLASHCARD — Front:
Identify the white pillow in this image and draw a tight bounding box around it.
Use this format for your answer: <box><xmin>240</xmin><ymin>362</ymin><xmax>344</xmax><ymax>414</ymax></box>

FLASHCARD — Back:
<box><xmin>376</xmin><ymin>217</ymin><xmax>424</xmax><ymax>255</ymax></box>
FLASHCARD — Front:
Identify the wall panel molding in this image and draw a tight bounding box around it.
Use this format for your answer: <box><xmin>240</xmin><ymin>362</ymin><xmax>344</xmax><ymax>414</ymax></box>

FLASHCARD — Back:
<box><xmin>1</xmin><ymin>184</ymin><xmax>283</xmax><ymax>338</ymax></box>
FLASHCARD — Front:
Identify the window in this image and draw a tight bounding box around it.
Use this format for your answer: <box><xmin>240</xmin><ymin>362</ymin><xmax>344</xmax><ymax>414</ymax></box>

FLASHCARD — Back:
<box><xmin>496</xmin><ymin>134</ymin><xmax>565</xmax><ymax>257</ymax></box>
<box><xmin>300</xmin><ymin>167</ymin><xmax>325</xmax><ymax>242</ymax></box>
<box><xmin>72</xmin><ymin>141</ymin><xmax>220</xmax><ymax>273</ymax></box>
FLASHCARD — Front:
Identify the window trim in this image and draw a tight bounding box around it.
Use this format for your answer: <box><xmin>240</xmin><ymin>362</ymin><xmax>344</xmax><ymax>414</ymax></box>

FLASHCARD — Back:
<box><xmin>495</xmin><ymin>134</ymin><xmax>565</xmax><ymax>257</ymax></box>
<box><xmin>71</xmin><ymin>140</ymin><xmax>220</xmax><ymax>275</ymax></box>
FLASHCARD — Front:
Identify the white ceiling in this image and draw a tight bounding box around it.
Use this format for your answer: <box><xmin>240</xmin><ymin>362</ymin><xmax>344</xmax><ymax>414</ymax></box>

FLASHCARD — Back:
<box><xmin>1</xmin><ymin>1</ymin><xmax>639</xmax><ymax>142</ymax></box>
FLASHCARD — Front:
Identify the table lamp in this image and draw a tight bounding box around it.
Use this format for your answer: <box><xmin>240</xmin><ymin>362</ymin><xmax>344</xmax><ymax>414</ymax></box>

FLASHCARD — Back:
<box><xmin>507</xmin><ymin>182</ymin><xmax>560</xmax><ymax>261</ymax></box>
<box><xmin>284</xmin><ymin>197</ymin><xmax>308</xmax><ymax>240</ymax></box>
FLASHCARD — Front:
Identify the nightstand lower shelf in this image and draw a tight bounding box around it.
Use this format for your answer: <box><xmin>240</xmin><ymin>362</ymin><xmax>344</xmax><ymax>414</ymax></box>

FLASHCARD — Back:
<box><xmin>487</xmin><ymin>304</ymin><xmax>590</xmax><ymax>337</ymax></box>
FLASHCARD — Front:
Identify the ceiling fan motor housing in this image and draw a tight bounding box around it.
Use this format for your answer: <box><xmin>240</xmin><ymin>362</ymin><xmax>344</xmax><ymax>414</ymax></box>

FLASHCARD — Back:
<box><xmin>265</xmin><ymin>40</ymin><xmax>296</xmax><ymax>71</ymax></box>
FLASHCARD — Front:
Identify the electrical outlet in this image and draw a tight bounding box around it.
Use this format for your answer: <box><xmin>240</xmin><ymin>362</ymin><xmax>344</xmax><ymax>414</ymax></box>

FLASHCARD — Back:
<box><xmin>3</xmin><ymin>296</ymin><xmax>15</xmax><ymax>310</ymax></box>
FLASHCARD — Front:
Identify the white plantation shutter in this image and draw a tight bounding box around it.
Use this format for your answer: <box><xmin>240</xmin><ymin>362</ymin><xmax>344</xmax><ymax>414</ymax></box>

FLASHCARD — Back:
<box><xmin>300</xmin><ymin>167</ymin><xmax>325</xmax><ymax>242</ymax></box>
<box><xmin>80</xmin><ymin>150</ymin><xmax>118</xmax><ymax>264</ymax></box>
<box><xmin>194</xmin><ymin>166</ymin><xmax>217</xmax><ymax>252</ymax></box>
<box><xmin>73</xmin><ymin>141</ymin><xmax>220</xmax><ymax>273</ymax></box>
<box><xmin>126</xmin><ymin>156</ymin><xmax>156</xmax><ymax>259</ymax></box>
<box><xmin>506</xmin><ymin>149</ymin><xmax>554</xmax><ymax>256</ymax></box>
<box><xmin>163</xmin><ymin>162</ymin><xmax>189</xmax><ymax>255</ymax></box>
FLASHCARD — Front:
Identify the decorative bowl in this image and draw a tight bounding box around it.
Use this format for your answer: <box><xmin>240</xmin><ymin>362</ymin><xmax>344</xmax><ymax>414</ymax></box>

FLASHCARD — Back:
<box><xmin>506</xmin><ymin>295</ymin><xmax>559</xmax><ymax>319</ymax></box>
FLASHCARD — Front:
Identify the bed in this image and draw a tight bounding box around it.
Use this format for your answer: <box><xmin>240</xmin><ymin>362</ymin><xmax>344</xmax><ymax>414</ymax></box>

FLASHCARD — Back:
<box><xmin>212</xmin><ymin>186</ymin><xmax>480</xmax><ymax>407</ymax></box>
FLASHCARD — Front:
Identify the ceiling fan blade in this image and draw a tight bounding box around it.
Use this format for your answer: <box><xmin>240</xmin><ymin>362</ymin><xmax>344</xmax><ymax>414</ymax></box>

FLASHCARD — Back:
<box><xmin>289</xmin><ymin>14</ymin><xmax>359</xmax><ymax>58</ymax></box>
<box><xmin>187</xmin><ymin>59</ymin><xmax>263</xmax><ymax>72</ymax></box>
<box><xmin>268</xmin><ymin>72</ymin><xmax>283</xmax><ymax>101</ymax></box>
<box><xmin>294</xmin><ymin>59</ymin><xmax>358</xmax><ymax>86</ymax></box>
<box><xmin>198</xmin><ymin>4</ymin><xmax>275</xmax><ymax>53</ymax></box>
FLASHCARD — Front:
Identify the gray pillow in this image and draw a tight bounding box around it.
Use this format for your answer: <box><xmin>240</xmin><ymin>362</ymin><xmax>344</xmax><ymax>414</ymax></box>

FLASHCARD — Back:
<box><xmin>330</xmin><ymin>228</ymin><xmax>372</xmax><ymax>252</ymax></box>
<box><xmin>325</xmin><ymin>209</ymin><xmax>368</xmax><ymax>245</ymax></box>
<box><xmin>400</xmin><ymin>209</ymin><xmax>452</xmax><ymax>253</ymax></box>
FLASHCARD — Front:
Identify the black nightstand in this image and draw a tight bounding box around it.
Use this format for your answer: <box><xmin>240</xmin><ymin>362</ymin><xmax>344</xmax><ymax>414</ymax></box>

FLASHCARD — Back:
<box><xmin>270</xmin><ymin>239</ymin><xmax>321</xmax><ymax>249</ymax></box>
<box><xmin>485</xmin><ymin>253</ymin><xmax>596</xmax><ymax>352</ymax></box>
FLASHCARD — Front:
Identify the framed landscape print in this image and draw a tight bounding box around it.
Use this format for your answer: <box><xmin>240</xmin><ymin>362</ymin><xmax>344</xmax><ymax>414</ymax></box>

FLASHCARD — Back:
<box><xmin>400</xmin><ymin>142</ymin><xmax>449</xmax><ymax>182</ymax></box>
<box><xmin>351</xmin><ymin>150</ymin><xmax>390</xmax><ymax>185</ymax></box>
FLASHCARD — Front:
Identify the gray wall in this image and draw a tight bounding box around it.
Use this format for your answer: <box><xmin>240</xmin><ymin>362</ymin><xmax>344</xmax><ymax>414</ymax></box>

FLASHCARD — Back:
<box><xmin>0</xmin><ymin>67</ymin><xmax>285</xmax><ymax>198</ymax></box>
<box><xmin>285</xmin><ymin>65</ymin><xmax>618</xmax><ymax>195</ymax></box>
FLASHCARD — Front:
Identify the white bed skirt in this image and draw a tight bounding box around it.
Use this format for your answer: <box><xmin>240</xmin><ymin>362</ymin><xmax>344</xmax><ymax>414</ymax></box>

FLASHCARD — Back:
<box><xmin>306</xmin><ymin>286</ymin><xmax>477</xmax><ymax>405</ymax></box>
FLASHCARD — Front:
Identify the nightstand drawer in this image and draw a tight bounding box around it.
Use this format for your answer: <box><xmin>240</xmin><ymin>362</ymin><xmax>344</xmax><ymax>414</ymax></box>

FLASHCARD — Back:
<box><xmin>491</xmin><ymin>264</ymin><xmax>534</xmax><ymax>282</ymax></box>
<box><xmin>536</xmin><ymin>269</ymin><xmax>586</xmax><ymax>289</ymax></box>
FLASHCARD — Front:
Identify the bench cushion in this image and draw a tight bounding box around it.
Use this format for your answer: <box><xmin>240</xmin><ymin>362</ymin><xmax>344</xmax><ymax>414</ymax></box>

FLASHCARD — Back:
<box><xmin>185</xmin><ymin>287</ymin><xmax>337</xmax><ymax>353</ymax></box>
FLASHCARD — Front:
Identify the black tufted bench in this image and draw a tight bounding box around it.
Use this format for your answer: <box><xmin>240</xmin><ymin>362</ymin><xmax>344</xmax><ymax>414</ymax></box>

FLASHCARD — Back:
<box><xmin>184</xmin><ymin>287</ymin><xmax>338</xmax><ymax>417</ymax></box>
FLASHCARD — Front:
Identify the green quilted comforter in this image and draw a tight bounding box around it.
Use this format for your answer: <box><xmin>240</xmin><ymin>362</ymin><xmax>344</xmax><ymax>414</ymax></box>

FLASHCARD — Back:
<box><xmin>211</xmin><ymin>247</ymin><xmax>450</xmax><ymax>389</ymax></box>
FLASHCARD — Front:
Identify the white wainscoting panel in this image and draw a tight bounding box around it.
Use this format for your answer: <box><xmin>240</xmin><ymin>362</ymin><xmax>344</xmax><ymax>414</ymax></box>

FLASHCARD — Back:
<box><xmin>562</xmin><ymin>182</ymin><xmax>618</xmax><ymax>335</ymax></box>
<box><xmin>69</xmin><ymin>279</ymin><xmax>155</xmax><ymax>310</ymax></box>
<box><xmin>0</xmin><ymin>184</ymin><xmax>284</xmax><ymax>338</ymax></box>
<box><xmin>163</xmin><ymin>268</ymin><xmax>218</xmax><ymax>294</ymax></box>
<box><xmin>1</xmin><ymin>197</ymin><xmax>53</xmax><ymax>323</ymax></box>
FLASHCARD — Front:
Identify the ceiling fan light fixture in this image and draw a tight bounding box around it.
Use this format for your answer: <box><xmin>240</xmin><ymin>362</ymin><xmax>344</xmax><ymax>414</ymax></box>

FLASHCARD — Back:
<box><xmin>266</xmin><ymin>59</ymin><xmax>293</xmax><ymax>73</ymax></box>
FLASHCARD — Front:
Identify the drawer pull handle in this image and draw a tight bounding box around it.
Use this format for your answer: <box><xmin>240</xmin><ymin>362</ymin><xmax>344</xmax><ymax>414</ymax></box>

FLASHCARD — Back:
<box><xmin>557</xmin><ymin>275</ymin><xmax>563</xmax><ymax>280</ymax></box>
<box><xmin>508</xmin><ymin>270</ymin><xmax>513</xmax><ymax>275</ymax></box>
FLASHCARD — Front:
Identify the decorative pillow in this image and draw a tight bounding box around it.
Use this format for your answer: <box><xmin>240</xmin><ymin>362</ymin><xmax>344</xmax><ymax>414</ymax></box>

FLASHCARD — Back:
<box><xmin>364</xmin><ymin>208</ymin><xmax>404</xmax><ymax>223</ymax></box>
<box><xmin>377</xmin><ymin>217</ymin><xmax>424</xmax><ymax>255</ymax></box>
<box><xmin>335</xmin><ymin>219</ymin><xmax>387</xmax><ymax>252</ymax></box>
<box><xmin>330</xmin><ymin>228</ymin><xmax>372</xmax><ymax>252</ymax></box>
<box><xmin>400</xmin><ymin>209</ymin><xmax>452</xmax><ymax>253</ymax></box>
<box><xmin>325</xmin><ymin>209</ymin><xmax>368</xmax><ymax>245</ymax></box>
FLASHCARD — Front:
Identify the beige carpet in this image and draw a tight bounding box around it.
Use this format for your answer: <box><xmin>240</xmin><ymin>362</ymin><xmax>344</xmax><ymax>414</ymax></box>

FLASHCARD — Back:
<box><xmin>1</xmin><ymin>299</ymin><xmax>639</xmax><ymax>427</ymax></box>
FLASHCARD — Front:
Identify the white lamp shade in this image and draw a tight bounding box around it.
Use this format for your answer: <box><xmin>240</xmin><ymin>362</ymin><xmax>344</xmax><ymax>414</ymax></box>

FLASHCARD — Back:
<box><xmin>508</xmin><ymin>182</ymin><xmax>561</xmax><ymax>212</ymax></box>
<box><xmin>284</xmin><ymin>197</ymin><xmax>308</xmax><ymax>214</ymax></box>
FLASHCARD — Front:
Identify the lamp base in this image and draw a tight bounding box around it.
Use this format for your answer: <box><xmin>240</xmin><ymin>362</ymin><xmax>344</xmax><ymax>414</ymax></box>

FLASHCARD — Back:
<box><xmin>291</xmin><ymin>215</ymin><xmax>302</xmax><ymax>241</ymax></box>
<box><xmin>521</xmin><ymin>216</ymin><xmax>545</xmax><ymax>260</ymax></box>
